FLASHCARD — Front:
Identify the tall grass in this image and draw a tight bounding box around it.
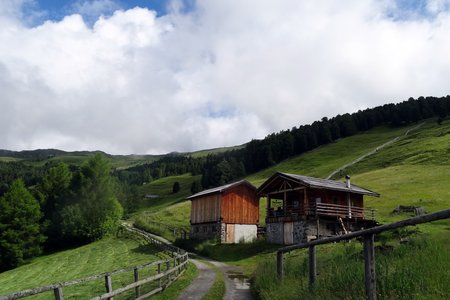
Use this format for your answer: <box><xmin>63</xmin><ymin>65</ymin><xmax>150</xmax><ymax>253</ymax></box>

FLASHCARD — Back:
<box><xmin>253</xmin><ymin>236</ymin><xmax>450</xmax><ymax>299</ymax></box>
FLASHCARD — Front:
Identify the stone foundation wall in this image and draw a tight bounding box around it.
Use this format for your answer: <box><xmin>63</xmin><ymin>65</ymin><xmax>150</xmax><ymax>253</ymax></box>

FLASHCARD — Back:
<box><xmin>267</xmin><ymin>219</ymin><xmax>336</xmax><ymax>244</ymax></box>
<box><xmin>190</xmin><ymin>223</ymin><xmax>221</xmax><ymax>240</ymax></box>
<box><xmin>266</xmin><ymin>223</ymin><xmax>283</xmax><ymax>244</ymax></box>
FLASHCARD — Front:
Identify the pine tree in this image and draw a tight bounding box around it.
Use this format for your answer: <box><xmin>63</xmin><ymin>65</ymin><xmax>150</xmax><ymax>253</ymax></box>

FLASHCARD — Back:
<box><xmin>60</xmin><ymin>154</ymin><xmax>123</xmax><ymax>242</ymax></box>
<box><xmin>0</xmin><ymin>179</ymin><xmax>45</xmax><ymax>270</ymax></box>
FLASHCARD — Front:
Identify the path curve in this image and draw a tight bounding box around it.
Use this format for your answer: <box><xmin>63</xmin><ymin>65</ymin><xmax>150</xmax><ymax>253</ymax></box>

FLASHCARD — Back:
<box><xmin>177</xmin><ymin>259</ymin><xmax>216</xmax><ymax>300</ymax></box>
<box><xmin>326</xmin><ymin>122</ymin><xmax>425</xmax><ymax>179</ymax></box>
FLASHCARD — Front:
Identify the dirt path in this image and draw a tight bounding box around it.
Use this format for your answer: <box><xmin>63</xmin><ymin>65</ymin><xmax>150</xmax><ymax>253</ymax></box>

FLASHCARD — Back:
<box><xmin>132</xmin><ymin>226</ymin><xmax>253</xmax><ymax>299</ymax></box>
<box><xmin>177</xmin><ymin>259</ymin><xmax>216</xmax><ymax>300</ymax></box>
<box><xmin>178</xmin><ymin>255</ymin><xmax>253</xmax><ymax>300</ymax></box>
<box><xmin>206</xmin><ymin>260</ymin><xmax>252</xmax><ymax>300</ymax></box>
<box><xmin>326</xmin><ymin>122</ymin><xmax>425</xmax><ymax>179</ymax></box>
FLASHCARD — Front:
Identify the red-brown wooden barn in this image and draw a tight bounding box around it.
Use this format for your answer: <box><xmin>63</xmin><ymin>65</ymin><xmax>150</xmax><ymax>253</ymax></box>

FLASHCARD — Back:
<box><xmin>257</xmin><ymin>172</ymin><xmax>379</xmax><ymax>244</ymax></box>
<box><xmin>187</xmin><ymin>180</ymin><xmax>259</xmax><ymax>243</ymax></box>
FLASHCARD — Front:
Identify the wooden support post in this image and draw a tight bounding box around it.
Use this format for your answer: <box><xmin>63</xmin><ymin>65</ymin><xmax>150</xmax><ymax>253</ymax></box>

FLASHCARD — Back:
<box><xmin>276</xmin><ymin>251</ymin><xmax>284</xmax><ymax>280</ymax></box>
<box><xmin>364</xmin><ymin>233</ymin><xmax>376</xmax><ymax>300</ymax></box>
<box><xmin>308</xmin><ymin>245</ymin><xmax>316</xmax><ymax>288</ymax></box>
<box><xmin>166</xmin><ymin>261</ymin><xmax>171</xmax><ymax>284</ymax></box>
<box><xmin>174</xmin><ymin>258</ymin><xmax>177</xmax><ymax>276</ymax></box>
<box><xmin>53</xmin><ymin>287</ymin><xmax>63</xmax><ymax>300</ymax></box>
<box><xmin>157</xmin><ymin>263</ymin><xmax>162</xmax><ymax>288</ymax></box>
<box><xmin>105</xmin><ymin>273</ymin><xmax>113</xmax><ymax>300</ymax></box>
<box><xmin>134</xmin><ymin>267</ymin><xmax>140</xmax><ymax>298</ymax></box>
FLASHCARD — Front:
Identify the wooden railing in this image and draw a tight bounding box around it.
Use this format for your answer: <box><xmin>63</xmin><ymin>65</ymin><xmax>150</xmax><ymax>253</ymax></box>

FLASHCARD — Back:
<box><xmin>0</xmin><ymin>225</ymin><xmax>189</xmax><ymax>300</ymax></box>
<box><xmin>276</xmin><ymin>208</ymin><xmax>450</xmax><ymax>300</ymax></box>
<box><xmin>136</xmin><ymin>220</ymin><xmax>190</xmax><ymax>240</ymax></box>
<box><xmin>267</xmin><ymin>203</ymin><xmax>376</xmax><ymax>221</ymax></box>
<box><xmin>308</xmin><ymin>203</ymin><xmax>376</xmax><ymax>220</ymax></box>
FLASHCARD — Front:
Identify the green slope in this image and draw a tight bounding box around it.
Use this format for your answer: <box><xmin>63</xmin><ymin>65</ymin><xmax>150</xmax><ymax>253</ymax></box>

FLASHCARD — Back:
<box><xmin>136</xmin><ymin>119</ymin><xmax>450</xmax><ymax>232</ymax></box>
<box><xmin>0</xmin><ymin>236</ymin><xmax>164</xmax><ymax>298</ymax></box>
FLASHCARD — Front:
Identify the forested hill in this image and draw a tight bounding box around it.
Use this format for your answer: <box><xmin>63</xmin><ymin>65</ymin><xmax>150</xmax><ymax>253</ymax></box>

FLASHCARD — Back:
<box><xmin>0</xmin><ymin>149</ymin><xmax>109</xmax><ymax>160</ymax></box>
<box><xmin>116</xmin><ymin>95</ymin><xmax>450</xmax><ymax>188</ymax></box>
<box><xmin>2</xmin><ymin>96</ymin><xmax>450</xmax><ymax>192</ymax></box>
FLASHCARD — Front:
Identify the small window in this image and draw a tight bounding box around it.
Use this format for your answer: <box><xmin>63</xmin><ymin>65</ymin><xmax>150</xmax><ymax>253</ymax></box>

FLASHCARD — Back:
<box><xmin>315</xmin><ymin>197</ymin><xmax>322</xmax><ymax>204</ymax></box>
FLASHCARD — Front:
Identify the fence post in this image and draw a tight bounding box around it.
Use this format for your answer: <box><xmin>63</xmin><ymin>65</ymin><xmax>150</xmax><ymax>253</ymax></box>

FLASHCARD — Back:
<box><xmin>53</xmin><ymin>286</ymin><xmax>63</xmax><ymax>300</ymax></box>
<box><xmin>166</xmin><ymin>260</ymin><xmax>171</xmax><ymax>285</ymax></box>
<box><xmin>105</xmin><ymin>273</ymin><xmax>113</xmax><ymax>300</ymax></box>
<box><xmin>364</xmin><ymin>233</ymin><xmax>377</xmax><ymax>300</ymax></box>
<box><xmin>308</xmin><ymin>245</ymin><xmax>316</xmax><ymax>288</ymax></box>
<box><xmin>134</xmin><ymin>267</ymin><xmax>140</xmax><ymax>298</ymax></box>
<box><xmin>277</xmin><ymin>251</ymin><xmax>284</xmax><ymax>280</ymax></box>
<box><xmin>158</xmin><ymin>263</ymin><xmax>162</xmax><ymax>288</ymax></box>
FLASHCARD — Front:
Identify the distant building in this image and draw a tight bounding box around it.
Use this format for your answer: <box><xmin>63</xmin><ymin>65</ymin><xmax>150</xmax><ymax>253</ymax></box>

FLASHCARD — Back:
<box><xmin>187</xmin><ymin>180</ymin><xmax>259</xmax><ymax>243</ymax></box>
<box><xmin>257</xmin><ymin>172</ymin><xmax>379</xmax><ymax>244</ymax></box>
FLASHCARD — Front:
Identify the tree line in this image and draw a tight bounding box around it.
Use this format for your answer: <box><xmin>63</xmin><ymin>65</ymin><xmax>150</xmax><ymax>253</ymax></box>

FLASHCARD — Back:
<box><xmin>0</xmin><ymin>154</ymin><xmax>123</xmax><ymax>271</ymax></box>
<box><xmin>117</xmin><ymin>95</ymin><xmax>450</xmax><ymax>189</ymax></box>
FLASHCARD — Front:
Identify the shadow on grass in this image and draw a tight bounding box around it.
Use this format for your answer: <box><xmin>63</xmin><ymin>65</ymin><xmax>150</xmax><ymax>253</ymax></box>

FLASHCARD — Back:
<box><xmin>130</xmin><ymin>243</ymin><xmax>162</xmax><ymax>256</ymax></box>
<box><xmin>175</xmin><ymin>238</ymin><xmax>279</xmax><ymax>262</ymax></box>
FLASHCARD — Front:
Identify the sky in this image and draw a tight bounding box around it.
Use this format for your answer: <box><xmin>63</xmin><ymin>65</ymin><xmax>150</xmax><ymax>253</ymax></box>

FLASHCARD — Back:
<box><xmin>1</xmin><ymin>0</ymin><xmax>450</xmax><ymax>154</ymax></box>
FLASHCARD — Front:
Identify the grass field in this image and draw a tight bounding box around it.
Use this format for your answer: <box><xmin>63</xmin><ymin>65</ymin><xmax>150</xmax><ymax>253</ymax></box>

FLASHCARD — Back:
<box><xmin>246</xmin><ymin>125</ymin><xmax>418</xmax><ymax>186</ymax></box>
<box><xmin>0</xmin><ymin>235</ymin><xmax>167</xmax><ymax>298</ymax></box>
<box><xmin>130</xmin><ymin>119</ymin><xmax>450</xmax><ymax>299</ymax></box>
<box><xmin>131</xmin><ymin>173</ymin><xmax>199</xmax><ymax>239</ymax></box>
<box><xmin>250</xmin><ymin>119</ymin><xmax>450</xmax><ymax>299</ymax></box>
<box><xmin>4</xmin><ymin>119</ymin><xmax>447</xmax><ymax>299</ymax></box>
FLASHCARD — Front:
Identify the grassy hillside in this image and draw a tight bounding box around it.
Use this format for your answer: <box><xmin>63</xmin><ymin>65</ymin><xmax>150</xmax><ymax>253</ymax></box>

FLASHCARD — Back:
<box><xmin>130</xmin><ymin>119</ymin><xmax>450</xmax><ymax>299</ymax></box>
<box><xmin>130</xmin><ymin>173</ymin><xmax>199</xmax><ymax>240</ymax></box>
<box><xmin>250</xmin><ymin>119</ymin><xmax>450</xmax><ymax>299</ymax></box>
<box><xmin>0</xmin><ymin>236</ymin><xmax>165</xmax><ymax>298</ymax></box>
<box><xmin>135</xmin><ymin>119</ymin><xmax>450</xmax><ymax>238</ymax></box>
<box><xmin>246</xmin><ymin>124</ymin><xmax>420</xmax><ymax>186</ymax></box>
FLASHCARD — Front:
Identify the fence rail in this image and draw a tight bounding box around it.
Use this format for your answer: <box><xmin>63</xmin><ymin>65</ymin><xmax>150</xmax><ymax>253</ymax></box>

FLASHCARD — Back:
<box><xmin>137</xmin><ymin>220</ymin><xmax>190</xmax><ymax>240</ymax></box>
<box><xmin>276</xmin><ymin>208</ymin><xmax>450</xmax><ymax>300</ymax></box>
<box><xmin>0</xmin><ymin>224</ymin><xmax>189</xmax><ymax>300</ymax></box>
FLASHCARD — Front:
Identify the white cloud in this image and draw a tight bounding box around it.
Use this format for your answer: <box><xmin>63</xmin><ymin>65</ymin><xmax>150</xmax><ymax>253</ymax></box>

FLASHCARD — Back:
<box><xmin>1</xmin><ymin>0</ymin><xmax>450</xmax><ymax>154</ymax></box>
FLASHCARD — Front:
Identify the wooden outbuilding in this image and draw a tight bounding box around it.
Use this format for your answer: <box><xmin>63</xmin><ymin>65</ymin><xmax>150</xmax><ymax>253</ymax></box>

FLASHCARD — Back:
<box><xmin>187</xmin><ymin>180</ymin><xmax>259</xmax><ymax>243</ymax></box>
<box><xmin>257</xmin><ymin>172</ymin><xmax>379</xmax><ymax>244</ymax></box>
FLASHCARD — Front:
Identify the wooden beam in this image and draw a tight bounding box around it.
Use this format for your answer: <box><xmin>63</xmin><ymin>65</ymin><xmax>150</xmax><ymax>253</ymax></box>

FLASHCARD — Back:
<box><xmin>364</xmin><ymin>234</ymin><xmax>376</xmax><ymax>300</ymax></box>
<box><xmin>53</xmin><ymin>287</ymin><xmax>63</xmax><ymax>300</ymax></box>
<box><xmin>104</xmin><ymin>274</ymin><xmax>113</xmax><ymax>300</ymax></box>
<box><xmin>277</xmin><ymin>251</ymin><xmax>284</xmax><ymax>280</ymax></box>
<box><xmin>134</xmin><ymin>267</ymin><xmax>140</xmax><ymax>298</ymax></box>
<box><xmin>308</xmin><ymin>245</ymin><xmax>316</xmax><ymax>288</ymax></box>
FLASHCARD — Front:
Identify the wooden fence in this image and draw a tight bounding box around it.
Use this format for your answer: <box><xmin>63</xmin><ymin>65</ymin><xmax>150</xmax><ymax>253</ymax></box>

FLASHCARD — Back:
<box><xmin>276</xmin><ymin>208</ymin><xmax>450</xmax><ymax>300</ymax></box>
<box><xmin>136</xmin><ymin>220</ymin><xmax>189</xmax><ymax>240</ymax></box>
<box><xmin>0</xmin><ymin>225</ymin><xmax>189</xmax><ymax>300</ymax></box>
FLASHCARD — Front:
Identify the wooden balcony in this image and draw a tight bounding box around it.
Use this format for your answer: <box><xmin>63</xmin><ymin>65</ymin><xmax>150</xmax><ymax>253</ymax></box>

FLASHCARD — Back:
<box><xmin>266</xmin><ymin>203</ymin><xmax>376</xmax><ymax>223</ymax></box>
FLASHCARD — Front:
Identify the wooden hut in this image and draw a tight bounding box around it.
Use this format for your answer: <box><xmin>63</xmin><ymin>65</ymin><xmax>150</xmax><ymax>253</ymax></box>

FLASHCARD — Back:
<box><xmin>187</xmin><ymin>180</ymin><xmax>259</xmax><ymax>243</ymax></box>
<box><xmin>257</xmin><ymin>172</ymin><xmax>379</xmax><ymax>244</ymax></box>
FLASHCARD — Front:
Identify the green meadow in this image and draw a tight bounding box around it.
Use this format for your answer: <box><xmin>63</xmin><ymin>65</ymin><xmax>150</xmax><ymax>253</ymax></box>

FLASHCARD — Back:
<box><xmin>1</xmin><ymin>119</ymin><xmax>450</xmax><ymax>299</ymax></box>
<box><xmin>0</xmin><ymin>235</ymin><xmax>166</xmax><ymax>298</ymax></box>
<box><xmin>135</xmin><ymin>119</ymin><xmax>450</xmax><ymax>299</ymax></box>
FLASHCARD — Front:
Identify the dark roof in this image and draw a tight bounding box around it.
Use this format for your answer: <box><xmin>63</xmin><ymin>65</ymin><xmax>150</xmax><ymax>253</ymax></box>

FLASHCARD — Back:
<box><xmin>187</xmin><ymin>180</ymin><xmax>256</xmax><ymax>200</ymax></box>
<box><xmin>257</xmin><ymin>172</ymin><xmax>380</xmax><ymax>197</ymax></box>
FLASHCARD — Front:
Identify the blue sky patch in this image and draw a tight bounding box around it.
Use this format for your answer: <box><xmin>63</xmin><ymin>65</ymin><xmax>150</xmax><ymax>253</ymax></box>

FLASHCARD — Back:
<box><xmin>22</xmin><ymin>0</ymin><xmax>195</xmax><ymax>26</ymax></box>
<box><xmin>385</xmin><ymin>0</ymin><xmax>450</xmax><ymax>21</ymax></box>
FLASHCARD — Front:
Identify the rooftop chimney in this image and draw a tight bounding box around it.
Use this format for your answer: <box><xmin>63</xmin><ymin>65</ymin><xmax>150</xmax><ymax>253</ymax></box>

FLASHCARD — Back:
<box><xmin>345</xmin><ymin>175</ymin><xmax>351</xmax><ymax>189</ymax></box>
